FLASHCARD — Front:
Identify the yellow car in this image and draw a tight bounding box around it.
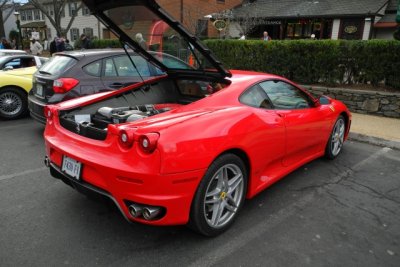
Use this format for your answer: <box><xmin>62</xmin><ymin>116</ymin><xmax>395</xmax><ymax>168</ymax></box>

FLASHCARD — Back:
<box><xmin>0</xmin><ymin>66</ymin><xmax>37</xmax><ymax>120</ymax></box>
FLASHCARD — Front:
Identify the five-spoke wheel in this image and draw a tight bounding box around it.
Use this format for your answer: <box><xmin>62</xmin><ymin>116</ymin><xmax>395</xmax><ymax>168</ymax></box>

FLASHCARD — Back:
<box><xmin>190</xmin><ymin>154</ymin><xmax>247</xmax><ymax>236</ymax></box>
<box><xmin>325</xmin><ymin>115</ymin><xmax>346</xmax><ymax>159</ymax></box>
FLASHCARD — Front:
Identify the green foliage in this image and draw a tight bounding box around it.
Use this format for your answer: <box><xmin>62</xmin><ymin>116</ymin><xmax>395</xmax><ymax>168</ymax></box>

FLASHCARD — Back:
<box><xmin>203</xmin><ymin>39</ymin><xmax>400</xmax><ymax>89</ymax></box>
<box><xmin>8</xmin><ymin>30</ymin><xmax>18</xmax><ymax>41</ymax></box>
<box><xmin>74</xmin><ymin>39</ymin><xmax>121</xmax><ymax>49</ymax></box>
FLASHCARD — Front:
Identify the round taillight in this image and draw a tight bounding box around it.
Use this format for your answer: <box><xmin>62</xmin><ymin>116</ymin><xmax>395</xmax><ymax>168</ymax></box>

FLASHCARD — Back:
<box><xmin>119</xmin><ymin>130</ymin><xmax>133</xmax><ymax>148</ymax></box>
<box><xmin>138</xmin><ymin>133</ymin><xmax>159</xmax><ymax>153</ymax></box>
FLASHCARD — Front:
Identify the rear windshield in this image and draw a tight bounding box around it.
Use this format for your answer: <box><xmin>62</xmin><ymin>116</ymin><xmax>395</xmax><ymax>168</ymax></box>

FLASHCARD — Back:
<box><xmin>38</xmin><ymin>55</ymin><xmax>77</xmax><ymax>76</ymax></box>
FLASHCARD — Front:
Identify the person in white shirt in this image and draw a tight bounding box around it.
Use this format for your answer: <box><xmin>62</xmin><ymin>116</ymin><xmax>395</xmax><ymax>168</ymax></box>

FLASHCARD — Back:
<box><xmin>30</xmin><ymin>39</ymin><xmax>43</xmax><ymax>55</ymax></box>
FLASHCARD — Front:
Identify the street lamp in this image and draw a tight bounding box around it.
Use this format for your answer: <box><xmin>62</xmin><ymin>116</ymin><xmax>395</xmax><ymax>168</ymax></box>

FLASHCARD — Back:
<box><xmin>14</xmin><ymin>11</ymin><xmax>23</xmax><ymax>50</ymax></box>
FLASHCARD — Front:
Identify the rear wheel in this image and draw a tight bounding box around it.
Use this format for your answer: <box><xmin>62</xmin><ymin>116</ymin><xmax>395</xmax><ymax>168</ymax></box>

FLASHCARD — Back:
<box><xmin>0</xmin><ymin>87</ymin><xmax>28</xmax><ymax>120</ymax></box>
<box><xmin>325</xmin><ymin>115</ymin><xmax>346</xmax><ymax>159</ymax></box>
<box><xmin>189</xmin><ymin>154</ymin><xmax>247</xmax><ymax>237</ymax></box>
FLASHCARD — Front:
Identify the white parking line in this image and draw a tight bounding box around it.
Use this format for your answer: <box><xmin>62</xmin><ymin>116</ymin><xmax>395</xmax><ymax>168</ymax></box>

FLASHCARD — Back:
<box><xmin>0</xmin><ymin>167</ymin><xmax>47</xmax><ymax>181</ymax></box>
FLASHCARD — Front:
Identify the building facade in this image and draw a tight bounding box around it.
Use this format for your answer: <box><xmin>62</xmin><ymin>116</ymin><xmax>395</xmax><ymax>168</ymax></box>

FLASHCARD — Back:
<box><xmin>229</xmin><ymin>0</ymin><xmax>399</xmax><ymax>40</ymax></box>
<box><xmin>15</xmin><ymin>0</ymin><xmax>243</xmax><ymax>45</ymax></box>
<box><xmin>17</xmin><ymin>1</ymin><xmax>104</xmax><ymax>44</ymax></box>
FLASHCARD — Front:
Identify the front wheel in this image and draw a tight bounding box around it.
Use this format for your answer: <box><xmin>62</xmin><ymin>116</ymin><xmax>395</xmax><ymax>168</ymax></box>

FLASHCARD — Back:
<box><xmin>189</xmin><ymin>154</ymin><xmax>247</xmax><ymax>237</ymax></box>
<box><xmin>0</xmin><ymin>87</ymin><xmax>28</xmax><ymax>120</ymax></box>
<box><xmin>325</xmin><ymin>115</ymin><xmax>346</xmax><ymax>159</ymax></box>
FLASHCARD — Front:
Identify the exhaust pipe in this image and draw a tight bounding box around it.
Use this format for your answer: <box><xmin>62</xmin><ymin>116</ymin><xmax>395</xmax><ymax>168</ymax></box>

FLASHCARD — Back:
<box><xmin>128</xmin><ymin>204</ymin><xmax>143</xmax><ymax>218</ymax></box>
<box><xmin>142</xmin><ymin>206</ymin><xmax>162</xmax><ymax>220</ymax></box>
<box><xmin>44</xmin><ymin>156</ymin><xmax>50</xmax><ymax>167</ymax></box>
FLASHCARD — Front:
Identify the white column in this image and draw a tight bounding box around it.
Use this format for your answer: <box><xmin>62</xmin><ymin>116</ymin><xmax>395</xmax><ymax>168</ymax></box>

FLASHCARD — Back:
<box><xmin>331</xmin><ymin>19</ymin><xmax>340</xmax><ymax>40</ymax></box>
<box><xmin>362</xmin><ymin>18</ymin><xmax>372</xmax><ymax>40</ymax></box>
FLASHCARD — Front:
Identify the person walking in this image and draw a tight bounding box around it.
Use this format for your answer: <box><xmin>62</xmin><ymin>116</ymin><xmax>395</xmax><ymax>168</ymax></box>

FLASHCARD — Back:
<box><xmin>262</xmin><ymin>31</ymin><xmax>272</xmax><ymax>41</ymax></box>
<box><xmin>50</xmin><ymin>37</ymin><xmax>57</xmax><ymax>55</ymax></box>
<box><xmin>135</xmin><ymin>33</ymin><xmax>147</xmax><ymax>50</ymax></box>
<box><xmin>80</xmin><ymin>34</ymin><xmax>91</xmax><ymax>49</ymax></box>
<box><xmin>30</xmin><ymin>39</ymin><xmax>43</xmax><ymax>55</ymax></box>
<box><xmin>1</xmin><ymin>38</ymin><xmax>12</xmax><ymax>49</ymax></box>
<box><xmin>64</xmin><ymin>39</ymin><xmax>74</xmax><ymax>51</ymax></box>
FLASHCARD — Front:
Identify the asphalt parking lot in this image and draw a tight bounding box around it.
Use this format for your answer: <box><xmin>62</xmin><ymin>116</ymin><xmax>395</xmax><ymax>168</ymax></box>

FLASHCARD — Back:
<box><xmin>1</xmin><ymin>117</ymin><xmax>399</xmax><ymax>266</ymax></box>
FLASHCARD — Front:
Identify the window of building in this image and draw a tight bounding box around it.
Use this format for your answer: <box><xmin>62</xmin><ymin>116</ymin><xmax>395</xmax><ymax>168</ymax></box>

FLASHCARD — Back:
<box><xmin>83</xmin><ymin>28</ymin><xmax>94</xmax><ymax>38</ymax></box>
<box><xmin>69</xmin><ymin>2</ymin><xmax>78</xmax><ymax>17</ymax></box>
<box><xmin>82</xmin><ymin>5</ymin><xmax>90</xmax><ymax>16</ymax></box>
<box><xmin>70</xmin><ymin>28</ymin><xmax>79</xmax><ymax>41</ymax></box>
<box><xmin>26</xmin><ymin>10</ymin><xmax>33</xmax><ymax>20</ymax></box>
<box><xmin>21</xmin><ymin>11</ymin><xmax>26</xmax><ymax>21</ymax></box>
<box><xmin>34</xmin><ymin>10</ymin><xmax>41</xmax><ymax>20</ymax></box>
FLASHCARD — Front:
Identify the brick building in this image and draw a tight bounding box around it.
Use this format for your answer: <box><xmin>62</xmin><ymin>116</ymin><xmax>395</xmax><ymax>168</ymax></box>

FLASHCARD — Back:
<box><xmin>157</xmin><ymin>0</ymin><xmax>243</xmax><ymax>37</ymax></box>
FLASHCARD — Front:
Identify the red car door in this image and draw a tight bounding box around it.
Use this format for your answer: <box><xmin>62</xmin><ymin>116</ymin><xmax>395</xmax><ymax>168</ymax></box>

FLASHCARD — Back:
<box><xmin>259</xmin><ymin>80</ymin><xmax>331</xmax><ymax>167</ymax></box>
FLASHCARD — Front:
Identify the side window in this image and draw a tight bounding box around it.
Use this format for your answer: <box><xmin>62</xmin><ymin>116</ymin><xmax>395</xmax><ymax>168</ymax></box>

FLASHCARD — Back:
<box><xmin>5</xmin><ymin>59</ymin><xmax>21</xmax><ymax>68</ymax></box>
<box><xmin>129</xmin><ymin>55</ymin><xmax>151</xmax><ymax>77</ymax></box>
<box><xmin>104</xmin><ymin>58</ymin><xmax>117</xmax><ymax>77</ymax></box>
<box><xmin>240</xmin><ymin>85</ymin><xmax>273</xmax><ymax>109</ymax></box>
<box><xmin>113</xmin><ymin>56</ymin><xmax>140</xmax><ymax>77</ymax></box>
<box><xmin>83</xmin><ymin>60</ymin><xmax>101</xmax><ymax>77</ymax></box>
<box><xmin>259</xmin><ymin>80</ymin><xmax>312</xmax><ymax>109</ymax></box>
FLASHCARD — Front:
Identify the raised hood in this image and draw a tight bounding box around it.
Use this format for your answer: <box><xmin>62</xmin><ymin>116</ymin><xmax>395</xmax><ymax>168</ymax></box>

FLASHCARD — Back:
<box><xmin>82</xmin><ymin>0</ymin><xmax>231</xmax><ymax>80</ymax></box>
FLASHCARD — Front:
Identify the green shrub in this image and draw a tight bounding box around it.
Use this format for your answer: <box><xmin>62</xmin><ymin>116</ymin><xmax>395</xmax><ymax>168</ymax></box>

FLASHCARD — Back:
<box><xmin>203</xmin><ymin>39</ymin><xmax>400</xmax><ymax>89</ymax></box>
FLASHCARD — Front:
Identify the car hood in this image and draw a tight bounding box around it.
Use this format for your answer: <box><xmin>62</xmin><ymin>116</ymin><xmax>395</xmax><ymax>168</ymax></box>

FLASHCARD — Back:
<box><xmin>82</xmin><ymin>0</ymin><xmax>231</xmax><ymax>80</ymax></box>
<box><xmin>0</xmin><ymin>66</ymin><xmax>36</xmax><ymax>78</ymax></box>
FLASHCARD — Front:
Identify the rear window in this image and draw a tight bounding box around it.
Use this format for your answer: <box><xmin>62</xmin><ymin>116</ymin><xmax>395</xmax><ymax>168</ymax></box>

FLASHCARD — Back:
<box><xmin>38</xmin><ymin>55</ymin><xmax>77</xmax><ymax>76</ymax></box>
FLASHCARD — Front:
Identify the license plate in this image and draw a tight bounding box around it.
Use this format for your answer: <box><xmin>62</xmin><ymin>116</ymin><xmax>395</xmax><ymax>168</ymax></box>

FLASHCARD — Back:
<box><xmin>61</xmin><ymin>156</ymin><xmax>82</xmax><ymax>180</ymax></box>
<box><xmin>36</xmin><ymin>84</ymin><xmax>43</xmax><ymax>96</ymax></box>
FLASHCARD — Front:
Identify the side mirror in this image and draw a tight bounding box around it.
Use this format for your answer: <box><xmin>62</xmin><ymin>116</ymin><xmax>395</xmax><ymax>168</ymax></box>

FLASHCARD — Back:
<box><xmin>3</xmin><ymin>65</ymin><xmax>14</xmax><ymax>71</ymax></box>
<box><xmin>319</xmin><ymin>96</ymin><xmax>331</xmax><ymax>105</ymax></box>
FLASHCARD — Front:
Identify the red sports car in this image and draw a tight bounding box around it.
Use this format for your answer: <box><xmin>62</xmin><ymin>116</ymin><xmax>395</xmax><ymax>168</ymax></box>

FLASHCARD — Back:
<box><xmin>43</xmin><ymin>0</ymin><xmax>351</xmax><ymax>236</ymax></box>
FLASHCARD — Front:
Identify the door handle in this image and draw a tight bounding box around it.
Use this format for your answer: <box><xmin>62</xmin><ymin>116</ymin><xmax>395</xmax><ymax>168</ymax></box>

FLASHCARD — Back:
<box><xmin>109</xmin><ymin>82</ymin><xmax>124</xmax><ymax>89</ymax></box>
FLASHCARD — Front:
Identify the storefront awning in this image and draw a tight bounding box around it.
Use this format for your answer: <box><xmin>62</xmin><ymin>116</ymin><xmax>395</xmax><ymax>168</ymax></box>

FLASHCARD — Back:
<box><xmin>20</xmin><ymin>21</ymin><xmax>46</xmax><ymax>28</ymax></box>
<box><xmin>374</xmin><ymin>13</ymin><xmax>398</xmax><ymax>28</ymax></box>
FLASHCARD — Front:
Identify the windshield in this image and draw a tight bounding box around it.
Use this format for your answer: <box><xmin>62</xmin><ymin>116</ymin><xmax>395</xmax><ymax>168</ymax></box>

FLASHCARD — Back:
<box><xmin>103</xmin><ymin>5</ymin><xmax>217</xmax><ymax>72</ymax></box>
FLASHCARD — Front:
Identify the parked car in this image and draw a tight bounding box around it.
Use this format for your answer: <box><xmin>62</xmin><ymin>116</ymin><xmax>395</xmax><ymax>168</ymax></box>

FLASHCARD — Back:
<box><xmin>0</xmin><ymin>55</ymin><xmax>48</xmax><ymax>70</ymax></box>
<box><xmin>0</xmin><ymin>49</ymin><xmax>27</xmax><ymax>56</ymax></box>
<box><xmin>43</xmin><ymin>0</ymin><xmax>351</xmax><ymax>236</ymax></box>
<box><xmin>28</xmin><ymin>49</ymin><xmax>190</xmax><ymax>123</ymax></box>
<box><xmin>0</xmin><ymin>66</ymin><xmax>37</xmax><ymax>119</ymax></box>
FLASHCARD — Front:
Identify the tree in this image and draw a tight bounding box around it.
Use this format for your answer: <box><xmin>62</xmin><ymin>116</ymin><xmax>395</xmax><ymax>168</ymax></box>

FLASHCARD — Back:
<box><xmin>1</xmin><ymin>0</ymin><xmax>17</xmax><ymax>39</ymax></box>
<box><xmin>29</xmin><ymin>0</ymin><xmax>82</xmax><ymax>37</ymax></box>
<box><xmin>229</xmin><ymin>1</ymin><xmax>265</xmax><ymax>38</ymax></box>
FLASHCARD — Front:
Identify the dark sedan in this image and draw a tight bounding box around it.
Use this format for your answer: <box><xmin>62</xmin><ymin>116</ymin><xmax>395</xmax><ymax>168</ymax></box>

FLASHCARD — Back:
<box><xmin>28</xmin><ymin>49</ymin><xmax>190</xmax><ymax>123</ymax></box>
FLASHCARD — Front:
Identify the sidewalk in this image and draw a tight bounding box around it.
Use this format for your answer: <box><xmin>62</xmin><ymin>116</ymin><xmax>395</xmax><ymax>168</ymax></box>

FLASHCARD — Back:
<box><xmin>349</xmin><ymin>113</ymin><xmax>400</xmax><ymax>149</ymax></box>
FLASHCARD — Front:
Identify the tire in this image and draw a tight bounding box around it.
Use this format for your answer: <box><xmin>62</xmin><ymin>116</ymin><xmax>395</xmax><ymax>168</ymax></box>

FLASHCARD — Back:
<box><xmin>0</xmin><ymin>87</ymin><xmax>28</xmax><ymax>120</ymax></box>
<box><xmin>325</xmin><ymin>115</ymin><xmax>346</xmax><ymax>159</ymax></box>
<box><xmin>189</xmin><ymin>154</ymin><xmax>248</xmax><ymax>237</ymax></box>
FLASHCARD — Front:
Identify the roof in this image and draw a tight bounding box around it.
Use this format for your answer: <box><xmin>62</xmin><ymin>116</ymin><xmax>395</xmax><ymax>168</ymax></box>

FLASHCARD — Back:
<box><xmin>374</xmin><ymin>13</ymin><xmax>399</xmax><ymax>27</ymax></box>
<box><xmin>386</xmin><ymin>0</ymin><xmax>398</xmax><ymax>11</ymax></box>
<box><xmin>20</xmin><ymin>21</ymin><xmax>46</xmax><ymax>28</ymax></box>
<box><xmin>232</xmin><ymin>0</ymin><xmax>390</xmax><ymax>19</ymax></box>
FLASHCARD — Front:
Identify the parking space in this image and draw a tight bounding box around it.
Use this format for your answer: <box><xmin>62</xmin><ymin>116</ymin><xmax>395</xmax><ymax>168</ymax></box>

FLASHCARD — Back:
<box><xmin>1</xmin><ymin>118</ymin><xmax>399</xmax><ymax>266</ymax></box>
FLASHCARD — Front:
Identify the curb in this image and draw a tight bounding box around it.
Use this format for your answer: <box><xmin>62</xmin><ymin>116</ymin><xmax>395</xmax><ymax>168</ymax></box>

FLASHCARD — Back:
<box><xmin>349</xmin><ymin>132</ymin><xmax>400</xmax><ymax>150</ymax></box>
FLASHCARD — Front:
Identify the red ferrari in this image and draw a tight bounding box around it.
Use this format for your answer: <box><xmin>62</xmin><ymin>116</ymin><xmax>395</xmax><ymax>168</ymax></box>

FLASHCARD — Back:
<box><xmin>43</xmin><ymin>0</ymin><xmax>351</xmax><ymax>236</ymax></box>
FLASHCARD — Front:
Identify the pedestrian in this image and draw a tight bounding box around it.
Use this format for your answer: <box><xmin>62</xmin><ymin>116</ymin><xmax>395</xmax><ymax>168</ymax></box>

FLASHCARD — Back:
<box><xmin>30</xmin><ymin>39</ymin><xmax>43</xmax><ymax>55</ymax></box>
<box><xmin>262</xmin><ymin>31</ymin><xmax>272</xmax><ymax>41</ymax></box>
<box><xmin>135</xmin><ymin>33</ymin><xmax>147</xmax><ymax>50</ymax></box>
<box><xmin>56</xmin><ymin>37</ymin><xmax>65</xmax><ymax>52</ymax></box>
<box><xmin>44</xmin><ymin>39</ymin><xmax>48</xmax><ymax>50</ymax></box>
<box><xmin>1</xmin><ymin>38</ymin><xmax>12</xmax><ymax>49</ymax></box>
<box><xmin>65</xmin><ymin>39</ymin><xmax>74</xmax><ymax>51</ymax></box>
<box><xmin>80</xmin><ymin>34</ymin><xmax>91</xmax><ymax>49</ymax></box>
<box><xmin>49</xmin><ymin>37</ymin><xmax>57</xmax><ymax>55</ymax></box>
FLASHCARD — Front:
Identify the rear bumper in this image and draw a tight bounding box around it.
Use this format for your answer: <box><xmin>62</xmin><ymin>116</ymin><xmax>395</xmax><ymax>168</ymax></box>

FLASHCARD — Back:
<box><xmin>28</xmin><ymin>94</ymin><xmax>46</xmax><ymax>124</ymax></box>
<box><xmin>45</xmin><ymin>126</ymin><xmax>206</xmax><ymax>225</ymax></box>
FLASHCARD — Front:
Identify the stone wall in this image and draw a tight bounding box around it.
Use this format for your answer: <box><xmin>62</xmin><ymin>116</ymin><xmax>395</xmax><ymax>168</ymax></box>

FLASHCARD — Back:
<box><xmin>304</xmin><ymin>86</ymin><xmax>400</xmax><ymax>118</ymax></box>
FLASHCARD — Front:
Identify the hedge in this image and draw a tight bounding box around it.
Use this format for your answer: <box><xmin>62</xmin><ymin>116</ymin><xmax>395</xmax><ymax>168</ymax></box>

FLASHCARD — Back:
<box><xmin>72</xmin><ymin>38</ymin><xmax>400</xmax><ymax>89</ymax></box>
<box><xmin>203</xmin><ymin>39</ymin><xmax>400</xmax><ymax>89</ymax></box>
